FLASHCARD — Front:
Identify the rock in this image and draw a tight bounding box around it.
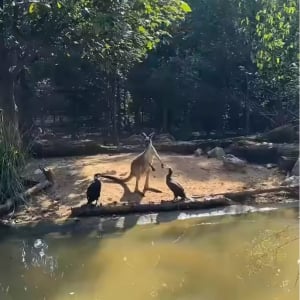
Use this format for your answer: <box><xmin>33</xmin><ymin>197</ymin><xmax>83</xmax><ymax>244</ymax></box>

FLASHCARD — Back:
<box><xmin>281</xmin><ymin>175</ymin><xmax>299</xmax><ymax>186</ymax></box>
<box><xmin>266</xmin><ymin>163</ymin><xmax>277</xmax><ymax>169</ymax></box>
<box><xmin>191</xmin><ymin>131</ymin><xmax>201</xmax><ymax>139</ymax></box>
<box><xmin>263</xmin><ymin>125</ymin><xmax>297</xmax><ymax>143</ymax></box>
<box><xmin>222</xmin><ymin>154</ymin><xmax>247</xmax><ymax>172</ymax></box>
<box><xmin>194</xmin><ymin>148</ymin><xmax>203</xmax><ymax>157</ymax></box>
<box><xmin>34</xmin><ymin>169</ymin><xmax>42</xmax><ymax>175</ymax></box>
<box><xmin>154</xmin><ymin>133</ymin><xmax>175</xmax><ymax>143</ymax></box>
<box><xmin>291</xmin><ymin>158</ymin><xmax>299</xmax><ymax>176</ymax></box>
<box><xmin>207</xmin><ymin>147</ymin><xmax>225</xmax><ymax>159</ymax></box>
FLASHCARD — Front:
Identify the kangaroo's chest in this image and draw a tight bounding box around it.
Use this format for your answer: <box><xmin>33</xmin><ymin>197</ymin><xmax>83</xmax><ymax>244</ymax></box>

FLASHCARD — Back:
<box><xmin>145</xmin><ymin>146</ymin><xmax>156</xmax><ymax>161</ymax></box>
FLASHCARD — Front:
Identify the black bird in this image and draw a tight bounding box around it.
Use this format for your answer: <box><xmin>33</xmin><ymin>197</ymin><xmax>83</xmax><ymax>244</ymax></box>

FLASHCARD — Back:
<box><xmin>86</xmin><ymin>173</ymin><xmax>102</xmax><ymax>205</ymax></box>
<box><xmin>166</xmin><ymin>167</ymin><xmax>186</xmax><ymax>201</ymax></box>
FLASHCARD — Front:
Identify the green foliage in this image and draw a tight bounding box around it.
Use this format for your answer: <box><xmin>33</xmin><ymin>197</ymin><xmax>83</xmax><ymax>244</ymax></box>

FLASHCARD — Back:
<box><xmin>1</xmin><ymin>0</ymin><xmax>191</xmax><ymax>77</ymax></box>
<box><xmin>180</xmin><ymin>1</ymin><xmax>192</xmax><ymax>12</ymax></box>
<box><xmin>238</xmin><ymin>0</ymin><xmax>299</xmax><ymax>125</ymax></box>
<box><xmin>0</xmin><ymin>0</ymin><xmax>298</xmax><ymax>144</ymax></box>
<box><xmin>22</xmin><ymin>0</ymin><xmax>189</xmax><ymax>75</ymax></box>
<box><xmin>253</xmin><ymin>0</ymin><xmax>298</xmax><ymax>77</ymax></box>
<box><xmin>239</xmin><ymin>0</ymin><xmax>298</xmax><ymax>80</ymax></box>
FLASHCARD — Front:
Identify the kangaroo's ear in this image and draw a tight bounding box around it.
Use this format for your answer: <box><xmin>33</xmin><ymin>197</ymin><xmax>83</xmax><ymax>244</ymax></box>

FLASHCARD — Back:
<box><xmin>141</xmin><ymin>132</ymin><xmax>147</xmax><ymax>138</ymax></box>
<box><xmin>149</xmin><ymin>132</ymin><xmax>155</xmax><ymax>138</ymax></box>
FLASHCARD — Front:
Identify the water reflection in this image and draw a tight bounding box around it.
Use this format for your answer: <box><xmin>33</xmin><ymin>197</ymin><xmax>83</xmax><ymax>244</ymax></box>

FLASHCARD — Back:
<box><xmin>0</xmin><ymin>209</ymin><xmax>298</xmax><ymax>300</ymax></box>
<box><xmin>21</xmin><ymin>238</ymin><xmax>58</xmax><ymax>275</ymax></box>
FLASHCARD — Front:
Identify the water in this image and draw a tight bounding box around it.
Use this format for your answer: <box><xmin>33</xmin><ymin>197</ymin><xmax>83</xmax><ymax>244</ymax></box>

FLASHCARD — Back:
<box><xmin>0</xmin><ymin>208</ymin><xmax>298</xmax><ymax>300</ymax></box>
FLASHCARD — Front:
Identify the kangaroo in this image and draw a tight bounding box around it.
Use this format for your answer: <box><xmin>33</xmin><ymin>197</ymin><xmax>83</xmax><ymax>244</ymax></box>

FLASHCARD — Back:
<box><xmin>100</xmin><ymin>132</ymin><xmax>164</xmax><ymax>195</ymax></box>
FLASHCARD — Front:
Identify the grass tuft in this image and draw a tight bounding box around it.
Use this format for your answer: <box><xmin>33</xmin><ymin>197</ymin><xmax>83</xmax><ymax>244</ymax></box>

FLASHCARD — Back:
<box><xmin>0</xmin><ymin>117</ymin><xmax>27</xmax><ymax>204</ymax></box>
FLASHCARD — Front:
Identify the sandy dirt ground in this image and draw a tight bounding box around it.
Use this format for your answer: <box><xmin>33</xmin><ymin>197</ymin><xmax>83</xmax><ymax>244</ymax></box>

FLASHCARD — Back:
<box><xmin>12</xmin><ymin>153</ymin><xmax>285</xmax><ymax>223</ymax></box>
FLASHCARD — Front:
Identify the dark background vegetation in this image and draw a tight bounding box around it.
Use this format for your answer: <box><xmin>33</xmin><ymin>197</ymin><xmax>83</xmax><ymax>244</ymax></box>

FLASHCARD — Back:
<box><xmin>0</xmin><ymin>0</ymin><xmax>299</xmax><ymax>202</ymax></box>
<box><xmin>0</xmin><ymin>0</ymin><xmax>299</xmax><ymax>143</ymax></box>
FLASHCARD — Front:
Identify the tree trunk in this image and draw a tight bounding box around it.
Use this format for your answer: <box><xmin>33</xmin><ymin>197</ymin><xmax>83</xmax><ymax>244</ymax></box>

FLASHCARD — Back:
<box><xmin>111</xmin><ymin>77</ymin><xmax>119</xmax><ymax>145</ymax></box>
<box><xmin>16</xmin><ymin>68</ymin><xmax>34</xmax><ymax>145</ymax></box>
<box><xmin>0</xmin><ymin>36</ymin><xmax>20</xmax><ymax>145</ymax></box>
<box><xmin>162</xmin><ymin>107</ymin><xmax>168</xmax><ymax>133</ymax></box>
<box><xmin>134</xmin><ymin>105</ymin><xmax>142</xmax><ymax>130</ymax></box>
<box><xmin>244</xmin><ymin>73</ymin><xmax>250</xmax><ymax>135</ymax></box>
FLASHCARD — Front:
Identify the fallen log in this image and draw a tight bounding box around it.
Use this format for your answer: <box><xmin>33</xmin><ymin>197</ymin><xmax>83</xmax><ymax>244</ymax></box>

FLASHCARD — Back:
<box><xmin>70</xmin><ymin>196</ymin><xmax>233</xmax><ymax>217</ymax></box>
<box><xmin>22</xmin><ymin>180</ymin><xmax>53</xmax><ymax>198</ymax></box>
<box><xmin>218</xmin><ymin>185</ymin><xmax>299</xmax><ymax>201</ymax></box>
<box><xmin>31</xmin><ymin>139</ymin><xmax>142</xmax><ymax>158</ymax></box>
<box><xmin>31</xmin><ymin>137</ymin><xmax>299</xmax><ymax>165</ymax></box>
<box><xmin>192</xmin><ymin>185</ymin><xmax>299</xmax><ymax>201</ymax></box>
<box><xmin>70</xmin><ymin>185</ymin><xmax>298</xmax><ymax>218</ymax></box>
<box><xmin>227</xmin><ymin>141</ymin><xmax>299</xmax><ymax>163</ymax></box>
<box><xmin>0</xmin><ymin>180</ymin><xmax>52</xmax><ymax>217</ymax></box>
<box><xmin>261</xmin><ymin>125</ymin><xmax>298</xmax><ymax>143</ymax></box>
<box><xmin>34</xmin><ymin>139</ymin><xmax>229</xmax><ymax>157</ymax></box>
<box><xmin>31</xmin><ymin>136</ymin><xmax>259</xmax><ymax>158</ymax></box>
<box><xmin>278</xmin><ymin>156</ymin><xmax>298</xmax><ymax>173</ymax></box>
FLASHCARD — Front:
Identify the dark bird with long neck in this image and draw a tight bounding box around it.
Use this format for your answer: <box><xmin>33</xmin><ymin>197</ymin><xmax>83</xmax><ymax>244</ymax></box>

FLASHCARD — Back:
<box><xmin>166</xmin><ymin>167</ymin><xmax>186</xmax><ymax>201</ymax></box>
<box><xmin>86</xmin><ymin>173</ymin><xmax>102</xmax><ymax>205</ymax></box>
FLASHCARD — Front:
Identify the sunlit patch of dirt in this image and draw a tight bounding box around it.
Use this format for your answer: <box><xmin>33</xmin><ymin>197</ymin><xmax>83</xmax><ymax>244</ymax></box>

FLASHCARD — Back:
<box><xmin>14</xmin><ymin>154</ymin><xmax>283</xmax><ymax>223</ymax></box>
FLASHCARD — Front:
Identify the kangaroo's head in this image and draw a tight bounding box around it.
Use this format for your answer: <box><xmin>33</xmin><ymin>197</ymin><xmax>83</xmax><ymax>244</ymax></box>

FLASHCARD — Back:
<box><xmin>141</xmin><ymin>132</ymin><xmax>154</xmax><ymax>147</ymax></box>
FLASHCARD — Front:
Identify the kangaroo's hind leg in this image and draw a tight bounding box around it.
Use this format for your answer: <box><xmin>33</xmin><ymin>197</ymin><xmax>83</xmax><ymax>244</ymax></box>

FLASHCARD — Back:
<box><xmin>143</xmin><ymin>169</ymin><xmax>151</xmax><ymax>194</ymax></box>
<box><xmin>143</xmin><ymin>168</ymin><xmax>162</xmax><ymax>194</ymax></box>
<box><xmin>134</xmin><ymin>175</ymin><xmax>144</xmax><ymax>196</ymax></box>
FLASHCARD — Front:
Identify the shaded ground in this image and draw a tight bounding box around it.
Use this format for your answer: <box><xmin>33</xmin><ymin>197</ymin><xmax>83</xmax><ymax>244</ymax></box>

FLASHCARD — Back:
<box><xmin>11</xmin><ymin>153</ymin><xmax>285</xmax><ymax>224</ymax></box>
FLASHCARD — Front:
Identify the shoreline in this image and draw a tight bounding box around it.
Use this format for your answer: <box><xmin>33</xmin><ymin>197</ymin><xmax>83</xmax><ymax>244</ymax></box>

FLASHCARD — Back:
<box><xmin>1</xmin><ymin>200</ymin><xmax>298</xmax><ymax>238</ymax></box>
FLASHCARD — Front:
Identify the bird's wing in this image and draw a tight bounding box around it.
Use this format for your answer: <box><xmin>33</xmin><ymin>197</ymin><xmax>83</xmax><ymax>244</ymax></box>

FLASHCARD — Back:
<box><xmin>86</xmin><ymin>184</ymin><xmax>92</xmax><ymax>194</ymax></box>
<box><xmin>170</xmin><ymin>179</ymin><xmax>184</xmax><ymax>191</ymax></box>
<box><xmin>86</xmin><ymin>182</ymin><xmax>95</xmax><ymax>197</ymax></box>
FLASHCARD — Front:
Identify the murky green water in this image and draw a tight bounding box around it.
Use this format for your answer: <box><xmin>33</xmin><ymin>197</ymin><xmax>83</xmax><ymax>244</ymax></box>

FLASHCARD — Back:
<box><xmin>0</xmin><ymin>208</ymin><xmax>298</xmax><ymax>300</ymax></box>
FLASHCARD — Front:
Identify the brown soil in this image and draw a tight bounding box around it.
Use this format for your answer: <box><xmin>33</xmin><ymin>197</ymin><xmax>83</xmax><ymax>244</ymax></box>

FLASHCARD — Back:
<box><xmin>13</xmin><ymin>154</ymin><xmax>284</xmax><ymax>223</ymax></box>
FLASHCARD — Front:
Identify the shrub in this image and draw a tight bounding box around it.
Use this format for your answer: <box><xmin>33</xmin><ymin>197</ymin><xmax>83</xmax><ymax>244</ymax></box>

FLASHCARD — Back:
<box><xmin>0</xmin><ymin>118</ymin><xmax>26</xmax><ymax>204</ymax></box>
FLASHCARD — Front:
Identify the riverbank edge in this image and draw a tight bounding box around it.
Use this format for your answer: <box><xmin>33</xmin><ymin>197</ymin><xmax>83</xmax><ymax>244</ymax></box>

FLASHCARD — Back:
<box><xmin>1</xmin><ymin>201</ymin><xmax>298</xmax><ymax>237</ymax></box>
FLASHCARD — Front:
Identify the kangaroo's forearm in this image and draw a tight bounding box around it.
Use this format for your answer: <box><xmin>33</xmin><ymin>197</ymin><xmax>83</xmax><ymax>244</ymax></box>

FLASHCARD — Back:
<box><xmin>152</xmin><ymin>146</ymin><xmax>163</xmax><ymax>163</ymax></box>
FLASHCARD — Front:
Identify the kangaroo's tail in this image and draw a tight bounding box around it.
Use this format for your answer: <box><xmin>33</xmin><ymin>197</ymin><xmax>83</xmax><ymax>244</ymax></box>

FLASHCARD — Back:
<box><xmin>100</xmin><ymin>173</ymin><xmax>133</xmax><ymax>183</ymax></box>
